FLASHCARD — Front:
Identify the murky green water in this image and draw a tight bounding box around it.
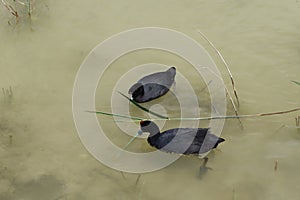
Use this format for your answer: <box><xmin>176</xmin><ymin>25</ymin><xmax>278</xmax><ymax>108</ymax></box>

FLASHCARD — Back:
<box><xmin>1</xmin><ymin>0</ymin><xmax>300</xmax><ymax>199</ymax></box>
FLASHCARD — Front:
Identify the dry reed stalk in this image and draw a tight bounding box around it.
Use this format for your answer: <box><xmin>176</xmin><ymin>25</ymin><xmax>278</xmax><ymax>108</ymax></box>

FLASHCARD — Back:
<box><xmin>200</xmin><ymin>67</ymin><xmax>242</xmax><ymax>126</ymax></box>
<box><xmin>197</xmin><ymin>30</ymin><xmax>240</xmax><ymax>107</ymax></box>
<box><xmin>1</xmin><ymin>0</ymin><xmax>19</xmax><ymax>18</ymax></box>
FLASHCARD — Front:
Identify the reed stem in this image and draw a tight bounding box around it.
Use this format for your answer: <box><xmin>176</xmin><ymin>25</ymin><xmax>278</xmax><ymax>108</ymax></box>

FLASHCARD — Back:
<box><xmin>197</xmin><ymin>30</ymin><xmax>240</xmax><ymax>107</ymax></box>
<box><xmin>90</xmin><ymin>107</ymin><xmax>300</xmax><ymax>122</ymax></box>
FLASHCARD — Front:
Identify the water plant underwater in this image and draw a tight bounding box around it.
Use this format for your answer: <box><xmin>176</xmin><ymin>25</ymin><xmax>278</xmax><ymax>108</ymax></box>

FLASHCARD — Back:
<box><xmin>2</xmin><ymin>86</ymin><xmax>13</xmax><ymax>100</ymax></box>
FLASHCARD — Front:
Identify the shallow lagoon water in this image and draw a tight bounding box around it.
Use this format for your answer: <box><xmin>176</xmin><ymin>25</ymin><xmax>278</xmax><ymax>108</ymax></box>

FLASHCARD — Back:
<box><xmin>0</xmin><ymin>0</ymin><xmax>300</xmax><ymax>199</ymax></box>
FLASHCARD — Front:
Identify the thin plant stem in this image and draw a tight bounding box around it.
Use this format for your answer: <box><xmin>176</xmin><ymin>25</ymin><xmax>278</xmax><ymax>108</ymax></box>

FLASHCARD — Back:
<box><xmin>197</xmin><ymin>30</ymin><xmax>240</xmax><ymax>107</ymax></box>
<box><xmin>135</xmin><ymin>174</ymin><xmax>141</xmax><ymax>186</ymax></box>
<box><xmin>224</xmin><ymin>83</ymin><xmax>243</xmax><ymax>126</ymax></box>
<box><xmin>86</xmin><ymin>110</ymin><xmax>144</xmax><ymax>121</ymax></box>
<box><xmin>200</xmin><ymin>66</ymin><xmax>242</xmax><ymax>126</ymax></box>
<box><xmin>2</xmin><ymin>0</ymin><xmax>19</xmax><ymax>18</ymax></box>
<box><xmin>27</xmin><ymin>0</ymin><xmax>31</xmax><ymax>16</ymax></box>
<box><xmin>9</xmin><ymin>86</ymin><xmax>13</xmax><ymax>97</ymax></box>
<box><xmin>16</xmin><ymin>0</ymin><xmax>25</xmax><ymax>5</ymax></box>
<box><xmin>90</xmin><ymin>107</ymin><xmax>300</xmax><ymax>122</ymax></box>
<box><xmin>13</xmin><ymin>0</ymin><xmax>17</xmax><ymax>13</ymax></box>
<box><xmin>123</xmin><ymin>132</ymin><xmax>140</xmax><ymax>150</ymax></box>
<box><xmin>94</xmin><ymin>107</ymin><xmax>300</xmax><ymax>150</ymax></box>
<box><xmin>291</xmin><ymin>80</ymin><xmax>300</xmax><ymax>86</ymax></box>
<box><xmin>199</xmin><ymin>80</ymin><xmax>212</xmax><ymax>93</ymax></box>
<box><xmin>118</xmin><ymin>91</ymin><xmax>169</xmax><ymax>119</ymax></box>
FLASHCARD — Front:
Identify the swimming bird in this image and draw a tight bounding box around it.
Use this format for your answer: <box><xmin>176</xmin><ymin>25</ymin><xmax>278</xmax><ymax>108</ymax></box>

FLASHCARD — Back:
<box><xmin>139</xmin><ymin>120</ymin><xmax>225</xmax><ymax>155</ymax></box>
<box><xmin>128</xmin><ymin>67</ymin><xmax>176</xmax><ymax>103</ymax></box>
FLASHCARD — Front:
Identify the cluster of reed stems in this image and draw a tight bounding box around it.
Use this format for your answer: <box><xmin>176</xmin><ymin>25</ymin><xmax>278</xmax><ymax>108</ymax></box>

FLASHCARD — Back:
<box><xmin>1</xmin><ymin>0</ymin><xmax>32</xmax><ymax>22</ymax></box>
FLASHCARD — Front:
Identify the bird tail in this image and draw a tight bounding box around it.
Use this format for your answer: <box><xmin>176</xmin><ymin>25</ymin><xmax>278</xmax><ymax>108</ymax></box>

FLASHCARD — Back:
<box><xmin>214</xmin><ymin>137</ymin><xmax>225</xmax><ymax>148</ymax></box>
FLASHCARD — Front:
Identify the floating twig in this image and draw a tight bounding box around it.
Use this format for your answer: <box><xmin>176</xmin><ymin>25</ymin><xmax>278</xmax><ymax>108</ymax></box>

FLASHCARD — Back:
<box><xmin>197</xmin><ymin>30</ymin><xmax>240</xmax><ymax>107</ymax></box>
<box><xmin>296</xmin><ymin>116</ymin><xmax>299</xmax><ymax>127</ymax></box>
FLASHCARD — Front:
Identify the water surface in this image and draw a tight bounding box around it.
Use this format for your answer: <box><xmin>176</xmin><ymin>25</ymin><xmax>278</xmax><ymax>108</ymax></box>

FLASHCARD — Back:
<box><xmin>0</xmin><ymin>0</ymin><xmax>300</xmax><ymax>199</ymax></box>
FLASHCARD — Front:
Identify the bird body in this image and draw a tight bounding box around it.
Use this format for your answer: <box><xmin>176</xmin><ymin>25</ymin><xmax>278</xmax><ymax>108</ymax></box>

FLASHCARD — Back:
<box><xmin>139</xmin><ymin>121</ymin><xmax>225</xmax><ymax>155</ymax></box>
<box><xmin>129</xmin><ymin>67</ymin><xmax>176</xmax><ymax>103</ymax></box>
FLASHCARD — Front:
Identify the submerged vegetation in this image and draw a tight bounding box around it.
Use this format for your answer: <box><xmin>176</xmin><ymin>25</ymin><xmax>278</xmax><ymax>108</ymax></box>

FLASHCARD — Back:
<box><xmin>1</xmin><ymin>86</ymin><xmax>13</xmax><ymax>103</ymax></box>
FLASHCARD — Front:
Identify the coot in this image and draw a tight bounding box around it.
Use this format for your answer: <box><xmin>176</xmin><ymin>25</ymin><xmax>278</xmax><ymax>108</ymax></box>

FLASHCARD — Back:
<box><xmin>128</xmin><ymin>67</ymin><xmax>176</xmax><ymax>103</ymax></box>
<box><xmin>139</xmin><ymin>120</ymin><xmax>225</xmax><ymax>155</ymax></box>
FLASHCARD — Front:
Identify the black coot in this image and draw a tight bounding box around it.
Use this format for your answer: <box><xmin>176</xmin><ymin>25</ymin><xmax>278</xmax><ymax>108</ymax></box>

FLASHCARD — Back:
<box><xmin>139</xmin><ymin>120</ymin><xmax>225</xmax><ymax>155</ymax></box>
<box><xmin>128</xmin><ymin>67</ymin><xmax>176</xmax><ymax>103</ymax></box>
